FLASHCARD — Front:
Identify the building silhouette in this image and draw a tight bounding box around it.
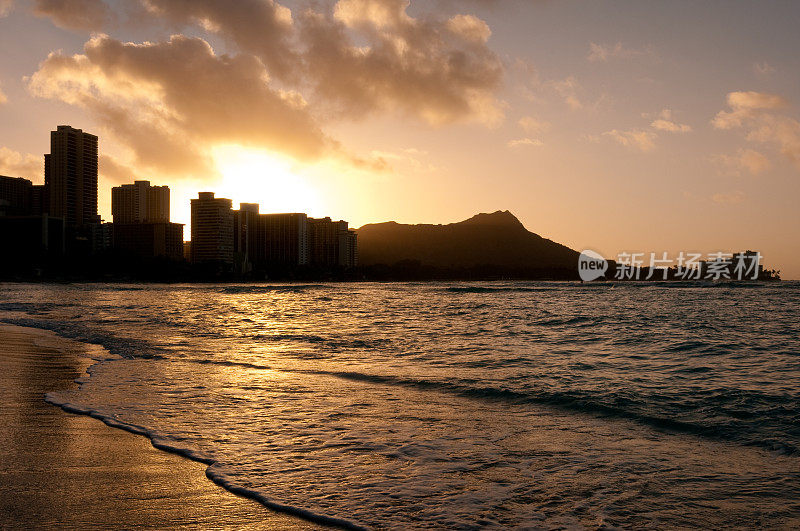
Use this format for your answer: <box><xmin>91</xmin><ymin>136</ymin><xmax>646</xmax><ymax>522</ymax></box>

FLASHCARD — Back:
<box><xmin>230</xmin><ymin>205</ymin><xmax>356</xmax><ymax>273</ymax></box>
<box><xmin>0</xmin><ymin>175</ymin><xmax>65</xmax><ymax>265</ymax></box>
<box><xmin>262</xmin><ymin>213</ymin><xmax>310</xmax><ymax>267</ymax></box>
<box><xmin>308</xmin><ymin>217</ymin><xmax>358</xmax><ymax>267</ymax></box>
<box><xmin>113</xmin><ymin>222</ymin><xmax>183</xmax><ymax>261</ymax></box>
<box><xmin>111</xmin><ymin>180</ymin><xmax>169</xmax><ymax>223</ymax></box>
<box><xmin>31</xmin><ymin>184</ymin><xmax>47</xmax><ymax>216</ymax></box>
<box><xmin>191</xmin><ymin>192</ymin><xmax>234</xmax><ymax>264</ymax></box>
<box><xmin>232</xmin><ymin>203</ymin><xmax>260</xmax><ymax>272</ymax></box>
<box><xmin>3</xmin><ymin>125</ymin><xmax>360</xmax><ymax>277</ymax></box>
<box><xmin>0</xmin><ymin>176</ymin><xmax>33</xmax><ymax>216</ymax></box>
<box><xmin>111</xmin><ymin>180</ymin><xmax>182</xmax><ymax>261</ymax></box>
<box><xmin>233</xmin><ymin>206</ymin><xmax>309</xmax><ymax>272</ymax></box>
<box><xmin>44</xmin><ymin>125</ymin><xmax>99</xmax><ymax>227</ymax></box>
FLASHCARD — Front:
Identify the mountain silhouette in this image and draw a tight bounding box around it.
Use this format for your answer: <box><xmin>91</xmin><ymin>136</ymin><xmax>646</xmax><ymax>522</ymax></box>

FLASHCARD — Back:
<box><xmin>356</xmin><ymin>210</ymin><xmax>578</xmax><ymax>269</ymax></box>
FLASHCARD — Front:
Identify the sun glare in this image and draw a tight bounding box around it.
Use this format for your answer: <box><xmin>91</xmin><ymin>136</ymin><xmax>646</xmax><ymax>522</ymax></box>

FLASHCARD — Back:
<box><xmin>211</xmin><ymin>145</ymin><xmax>323</xmax><ymax>215</ymax></box>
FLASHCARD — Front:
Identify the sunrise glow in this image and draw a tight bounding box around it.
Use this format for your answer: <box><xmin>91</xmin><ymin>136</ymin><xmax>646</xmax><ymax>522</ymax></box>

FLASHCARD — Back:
<box><xmin>211</xmin><ymin>145</ymin><xmax>324</xmax><ymax>216</ymax></box>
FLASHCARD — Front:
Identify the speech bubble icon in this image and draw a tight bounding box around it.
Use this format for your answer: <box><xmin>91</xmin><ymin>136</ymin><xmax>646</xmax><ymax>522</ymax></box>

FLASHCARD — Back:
<box><xmin>578</xmin><ymin>249</ymin><xmax>608</xmax><ymax>281</ymax></box>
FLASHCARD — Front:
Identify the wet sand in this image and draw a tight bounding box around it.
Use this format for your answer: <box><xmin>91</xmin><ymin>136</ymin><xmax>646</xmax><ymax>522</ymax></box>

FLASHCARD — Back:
<box><xmin>0</xmin><ymin>323</ymin><xmax>324</xmax><ymax>529</ymax></box>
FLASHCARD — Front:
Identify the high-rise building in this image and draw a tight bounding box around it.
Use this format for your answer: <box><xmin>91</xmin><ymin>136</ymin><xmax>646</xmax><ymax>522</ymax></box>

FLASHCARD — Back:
<box><xmin>113</xmin><ymin>222</ymin><xmax>184</xmax><ymax>261</ymax></box>
<box><xmin>44</xmin><ymin>125</ymin><xmax>99</xmax><ymax>227</ymax></box>
<box><xmin>111</xmin><ymin>180</ymin><xmax>170</xmax><ymax>223</ymax></box>
<box><xmin>147</xmin><ymin>184</ymin><xmax>170</xmax><ymax>223</ymax></box>
<box><xmin>190</xmin><ymin>192</ymin><xmax>233</xmax><ymax>264</ymax></box>
<box><xmin>308</xmin><ymin>217</ymin><xmax>357</xmax><ymax>267</ymax></box>
<box><xmin>31</xmin><ymin>185</ymin><xmax>47</xmax><ymax>216</ymax></box>
<box><xmin>0</xmin><ymin>214</ymin><xmax>65</xmax><ymax>265</ymax></box>
<box><xmin>0</xmin><ymin>176</ymin><xmax>33</xmax><ymax>216</ymax></box>
<box><xmin>342</xmin><ymin>229</ymin><xmax>358</xmax><ymax>268</ymax></box>
<box><xmin>232</xmin><ymin>207</ymin><xmax>310</xmax><ymax>271</ymax></box>
<box><xmin>262</xmin><ymin>213</ymin><xmax>309</xmax><ymax>267</ymax></box>
<box><xmin>233</xmin><ymin>203</ymin><xmax>261</xmax><ymax>272</ymax></box>
<box><xmin>0</xmin><ymin>175</ymin><xmax>65</xmax><ymax>266</ymax></box>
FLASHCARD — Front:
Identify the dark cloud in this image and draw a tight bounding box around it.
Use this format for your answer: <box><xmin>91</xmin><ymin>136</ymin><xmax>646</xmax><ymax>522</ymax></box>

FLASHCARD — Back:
<box><xmin>298</xmin><ymin>0</ymin><xmax>504</xmax><ymax>124</ymax></box>
<box><xmin>32</xmin><ymin>0</ymin><xmax>505</xmax><ymax>126</ymax></box>
<box><xmin>32</xmin><ymin>0</ymin><xmax>115</xmax><ymax>31</ymax></box>
<box><xmin>99</xmin><ymin>154</ymin><xmax>139</xmax><ymax>183</ymax></box>
<box><xmin>140</xmin><ymin>0</ymin><xmax>300</xmax><ymax>80</ymax></box>
<box><xmin>27</xmin><ymin>1</ymin><xmax>506</xmax><ymax>178</ymax></box>
<box><xmin>28</xmin><ymin>35</ymin><xmax>331</xmax><ymax>177</ymax></box>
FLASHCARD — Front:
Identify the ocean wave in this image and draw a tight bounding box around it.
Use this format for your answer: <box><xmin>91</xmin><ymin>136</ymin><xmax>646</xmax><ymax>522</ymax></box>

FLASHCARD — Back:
<box><xmin>44</xmin><ymin>392</ymin><xmax>367</xmax><ymax>530</ymax></box>
<box><xmin>11</xmin><ymin>309</ymin><xmax>799</xmax><ymax>456</ymax></box>
<box><xmin>445</xmin><ymin>286</ymin><xmax>551</xmax><ymax>294</ymax></box>
<box><xmin>220</xmin><ymin>285</ymin><xmax>325</xmax><ymax>294</ymax></box>
<box><xmin>0</xmin><ymin>316</ymin><xmax>163</xmax><ymax>359</ymax></box>
<box><xmin>252</xmin><ymin>333</ymin><xmax>391</xmax><ymax>350</ymax></box>
<box><xmin>301</xmin><ymin>369</ymin><xmax>799</xmax><ymax>455</ymax></box>
<box><xmin>100</xmin><ymin>285</ymin><xmax>146</xmax><ymax>291</ymax></box>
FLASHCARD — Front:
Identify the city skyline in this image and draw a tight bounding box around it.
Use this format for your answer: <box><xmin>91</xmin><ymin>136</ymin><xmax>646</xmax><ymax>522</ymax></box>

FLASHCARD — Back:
<box><xmin>1</xmin><ymin>1</ymin><xmax>799</xmax><ymax>277</ymax></box>
<box><xmin>0</xmin><ymin>123</ymin><xmax>361</xmax><ymax>276</ymax></box>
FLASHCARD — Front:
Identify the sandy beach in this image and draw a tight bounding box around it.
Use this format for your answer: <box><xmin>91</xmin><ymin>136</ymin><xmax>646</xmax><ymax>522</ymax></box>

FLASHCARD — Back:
<box><xmin>0</xmin><ymin>323</ymin><xmax>324</xmax><ymax>529</ymax></box>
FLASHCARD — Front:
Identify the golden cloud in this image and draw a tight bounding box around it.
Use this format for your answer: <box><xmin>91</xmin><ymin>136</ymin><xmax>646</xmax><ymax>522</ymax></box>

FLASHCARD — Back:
<box><xmin>299</xmin><ymin>0</ymin><xmax>504</xmax><ymax>125</ymax></box>
<box><xmin>712</xmin><ymin>148</ymin><xmax>772</xmax><ymax>176</ymax></box>
<box><xmin>32</xmin><ymin>0</ymin><xmax>505</xmax><ymax>127</ymax></box>
<box><xmin>28</xmin><ymin>34</ymin><xmax>331</xmax><ymax>178</ymax></box>
<box><xmin>713</xmin><ymin>91</ymin><xmax>800</xmax><ymax>170</ymax></box>
<box><xmin>602</xmin><ymin>129</ymin><xmax>657</xmax><ymax>152</ymax></box>
<box><xmin>0</xmin><ymin>147</ymin><xmax>41</xmax><ymax>180</ymax></box>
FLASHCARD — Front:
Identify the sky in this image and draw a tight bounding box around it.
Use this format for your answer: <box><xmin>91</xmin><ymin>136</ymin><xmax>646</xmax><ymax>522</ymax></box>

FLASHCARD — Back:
<box><xmin>1</xmin><ymin>0</ymin><xmax>799</xmax><ymax>278</ymax></box>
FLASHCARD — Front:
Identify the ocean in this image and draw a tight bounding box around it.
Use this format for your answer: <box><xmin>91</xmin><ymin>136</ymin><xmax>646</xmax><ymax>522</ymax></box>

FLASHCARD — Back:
<box><xmin>1</xmin><ymin>281</ymin><xmax>799</xmax><ymax>529</ymax></box>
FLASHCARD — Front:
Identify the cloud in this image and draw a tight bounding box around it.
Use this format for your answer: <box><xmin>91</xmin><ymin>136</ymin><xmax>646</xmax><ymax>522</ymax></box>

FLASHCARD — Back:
<box><xmin>446</xmin><ymin>14</ymin><xmax>491</xmax><ymax>43</ymax></box>
<box><xmin>601</xmin><ymin>110</ymin><xmax>689</xmax><ymax>152</ymax></box>
<box><xmin>33</xmin><ymin>0</ymin><xmax>115</xmax><ymax>31</ymax></box>
<box><xmin>712</xmin><ymin>190</ymin><xmax>745</xmax><ymax>204</ymax></box>
<box><xmin>369</xmin><ymin>147</ymin><xmax>437</xmax><ymax>172</ymax></box>
<box><xmin>712</xmin><ymin>91</ymin><xmax>800</xmax><ymax>169</ymax></box>
<box><xmin>712</xmin><ymin>148</ymin><xmax>772</xmax><ymax>176</ymax></box>
<box><xmin>507</xmin><ymin>137</ymin><xmax>543</xmax><ymax>148</ymax></box>
<box><xmin>299</xmin><ymin>0</ymin><xmax>504</xmax><ymax>125</ymax></box>
<box><xmin>587</xmin><ymin>42</ymin><xmax>651</xmax><ymax>62</ymax></box>
<box><xmin>0</xmin><ymin>147</ymin><xmax>41</xmax><ymax>179</ymax></box>
<box><xmin>27</xmin><ymin>34</ymin><xmax>331</xmax><ymax>178</ymax></box>
<box><xmin>118</xmin><ymin>0</ymin><xmax>503</xmax><ymax>126</ymax></box>
<box><xmin>99</xmin><ymin>153</ymin><xmax>138</xmax><ymax>183</ymax></box>
<box><xmin>139</xmin><ymin>0</ymin><xmax>298</xmax><ymax>80</ymax></box>
<box><xmin>651</xmin><ymin>119</ymin><xmax>691</xmax><ymax>133</ymax></box>
<box><xmin>602</xmin><ymin>129</ymin><xmax>656</xmax><ymax>152</ymax></box>
<box><xmin>739</xmin><ymin>148</ymin><xmax>772</xmax><ymax>174</ymax></box>
<box><xmin>0</xmin><ymin>83</ymin><xmax>7</xmax><ymax>105</ymax></box>
<box><xmin>753</xmin><ymin>62</ymin><xmax>775</xmax><ymax>76</ymax></box>
<box><xmin>650</xmin><ymin>109</ymin><xmax>691</xmax><ymax>132</ymax></box>
<box><xmin>712</xmin><ymin>91</ymin><xmax>787</xmax><ymax>129</ymax></box>
<box><xmin>0</xmin><ymin>0</ymin><xmax>12</xmax><ymax>17</ymax></box>
<box><xmin>518</xmin><ymin>115</ymin><xmax>549</xmax><ymax>134</ymax></box>
<box><xmin>26</xmin><ymin>0</ymin><xmax>507</xmax><ymax>180</ymax></box>
<box><xmin>515</xmin><ymin>61</ymin><xmax>610</xmax><ymax>112</ymax></box>
<box><xmin>549</xmin><ymin>76</ymin><xmax>583</xmax><ymax>110</ymax></box>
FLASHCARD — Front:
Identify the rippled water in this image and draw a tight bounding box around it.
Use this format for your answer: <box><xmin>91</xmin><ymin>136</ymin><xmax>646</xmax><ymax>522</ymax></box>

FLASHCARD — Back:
<box><xmin>1</xmin><ymin>281</ymin><xmax>799</xmax><ymax>528</ymax></box>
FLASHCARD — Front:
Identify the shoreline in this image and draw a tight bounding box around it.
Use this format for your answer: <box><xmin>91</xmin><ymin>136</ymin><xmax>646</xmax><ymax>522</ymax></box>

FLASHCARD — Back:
<box><xmin>0</xmin><ymin>323</ymin><xmax>327</xmax><ymax>529</ymax></box>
